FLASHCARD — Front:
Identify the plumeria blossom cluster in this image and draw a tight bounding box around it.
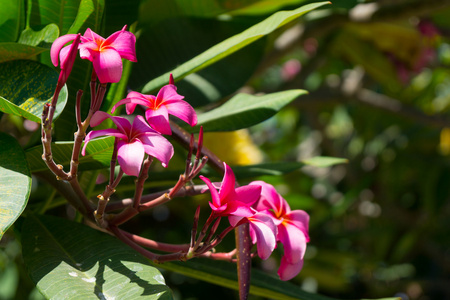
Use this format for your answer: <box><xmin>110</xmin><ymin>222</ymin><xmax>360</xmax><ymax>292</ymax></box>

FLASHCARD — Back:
<box><xmin>43</xmin><ymin>25</ymin><xmax>310</xmax><ymax>287</ymax></box>
<box><xmin>201</xmin><ymin>164</ymin><xmax>310</xmax><ymax>280</ymax></box>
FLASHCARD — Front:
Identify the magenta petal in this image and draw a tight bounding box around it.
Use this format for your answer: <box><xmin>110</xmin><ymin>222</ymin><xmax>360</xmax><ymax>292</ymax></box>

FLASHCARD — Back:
<box><xmin>234</xmin><ymin>185</ymin><xmax>261</xmax><ymax>207</ymax></box>
<box><xmin>200</xmin><ymin>175</ymin><xmax>221</xmax><ymax>208</ymax></box>
<box><xmin>220</xmin><ymin>163</ymin><xmax>236</xmax><ymax>201</ymax></box>
<box><xmin>93</xmin><ymin>48</ymin><xmax>123</xmax><ymax>83</ymax></box>
<box><xmin>50</xmin><ymin>34</ymin><xmax>78</xmax><ymax>67</ymax></box>
<box><xmin>278</xmin><ymin>256</ymin><xmax>304</xmax><ymax>281</ymax></box>
<box><xmin>165</xmin><ymin>99</ymin><xmax>198</xmax><ymax>127</ymax></box>
<box><xmin>132</xmin><ymin>115</ymin><xmax>157</xmax><ymax>134</ymax></box>
<box><xmin>248</xmin><ymin>214</ymin><xmax>277</xmax><ymax>260</ymax></box>
<box><xmin>117</xmin><ymin>139</ymin><xmax>144</xmax><ymax>176</ymax></box>
<box><xmin>145</xmin><ymin>106</ymin><xmax>171</xmax><ymax>135</ymax></box>
<box><xmin>78</xmin><ymin>41</ymin><xmax>99</xmax><ymax>61</ymax></box>
<box><xmin>251</xmin><ymin>181</ymin><xmax>289</xmax><ymax>214</ymax></box>
<box><xmin>225</xmin><ymin>201</ymin><xmax>254</xmax><ymax>219</ymax></box>
<box><xmin>278</xmin><ymin>224</ymin><xmax>307</xmax><ymax>264</ymax></box>
<box><xmin>285</xmin><ymin>210</ymin><xmax>310</xmax><ymax>240</ymax></box>
<box><xmin>138</xmin><ymin>133</ymin><xmax>174</xmax><ymax>168</ymax></box>
<box><xmin>82</xmin><ymin>129</ymin><xmax>125</xmax><ymax>155</ymax></box>
<box><xmin>83</xmin><ymin>28</ymin><xmax>104</xmax><ymax>43</ymax></box>
<box><xmin>156</xmin><ymin>84</ymin><xmax>184</xmax><ymax>102</ymax></box>
<box><xmin>105</xmin><ymin>30</ymin><xmax>137</xmax><ymax>62</ymax></box>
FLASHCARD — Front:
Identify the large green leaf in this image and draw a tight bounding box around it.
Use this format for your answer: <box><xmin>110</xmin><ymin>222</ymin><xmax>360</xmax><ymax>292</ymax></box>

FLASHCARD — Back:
<box><xmin>158</xmin><ymin>258</ymin><xmax>399</xmax><ymax>300</ymax></box>
<box><xmin>0</xmin><ymin>60</ymin><xmax>68</xmax><ymax>123</ymax></box>
<box><xmin>0</xmin><ymin>0</ymin><xmax>22</xmax><ymax>42</ymax></box>
<box><xmin>196</xmin><ymin>89</ymin><xmax>307</xmax><ymax>132</ymax></box>
<box><xmin>0</xmin><ymin>133</ymin><xmax>31</xmax><ymax>240</ymax></box>
<box><xmin>21</xmin><ymin>214</ymin><xmax>172</xmax><ymax>299</ymax></box>
<box><xmin>0</xmin><ymin>43</ymin><xmax>48</xmax><ymax>63</ymax></box>
<box><xmin>140</xmin><ymin>2</ymin><xmax>330</xmax><ymax>94</ymax></box>
<box><xmin>26</xmin><ymin>136</ymin><xmax>115</xmax><ymax>173</ymax></box>
<box><xmin>28</xmin><ymin>0</ymin><xmax>80</xmax><ymax>35</ymax></box>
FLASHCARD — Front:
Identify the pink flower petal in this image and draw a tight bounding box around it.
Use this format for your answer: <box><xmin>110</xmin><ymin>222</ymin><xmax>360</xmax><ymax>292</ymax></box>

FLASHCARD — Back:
<box><xmin>219</xmin><ymin>163</ymin><xmax>236</xmax><ymax>201</ymax></box>
<box><xmin>83</xmin><ymin>28</ymin><xmax>104</xmax><ymax>44</ymax></box>
<box><xmin>78</xmin><ymin>41</ymin><xmax>100</xmax><ymax>61</ymax></box>
<box><xmin>234</xmin><ymin>185</ymin><xmax>261</xmax><ymax>207</ymax></box>
<box><xmin>145</xmin><ymin>105</ymin><xmax>171</xmax><ymax>135</ymax></box>
<box><xmin>285</xmin><ymin>210</ymin><xmax>310</xmax><ymax>241</ymax></box>
<box><xmin>278</xmin><ymin>256</ymin><xmax>304</xmax><ymax>281</ymax></box>
<box><xmin>165</xmin><ymin>99</ymin><xmax>198</xmax><ymax>127</ymax></box>
<box><xmin>247</xmin><ymin>213</ymin><xmax>277</xmax><ymax>260</ymax></box>
<box><xmin>104</xmin><ymin>29</ymin><xmax>137</xmax><ymax>62</ymax></box>
<box><xmin>278</xmin><ymin>224</ymin><xmax>307</xmax><ymax>264</ymax></box>
<box><xmin>200</xmin><ymin>175</ymin><xmax>221</xmax><ymax>208</ymax></box>
<box><xmin>250</xmin><ymin>181</ymin><xmax>290</xmax><ymax>215</ymax></box>
<box><xmin>156</xmin><ymin>84</ymin><xmax>184</xmax><ymax>102</ymax></box>
<box><xmin>138</xmin><ymin>133</ymin><xmax>174</xmax><ymax>168</ymax></box>
<box><xmin>82</xmin><ymin>129</ymin><xmax>125</xmax><ymax>156</ymax></box>
<box><xmin>93</xmin><ymin>47</ymin><xmax>123</xmax><ymax>83</ymax></box>
<box><xmin>90</xmin><ymin>111</ymin><xmax>132</xmax><ymax>135</ymax></box>
<box><xmin>117</xmin><ymin>139</ymin><xmax>144</xmax><ymax>176</ymax></box>
<box><xmin>50</xmin><ymin>34</ymin><xmax>78</xmax><ymax>67</ymax></box>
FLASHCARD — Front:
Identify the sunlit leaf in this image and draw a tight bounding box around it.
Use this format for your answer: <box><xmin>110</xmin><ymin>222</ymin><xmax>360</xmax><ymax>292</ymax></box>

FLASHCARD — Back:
<box><xmin>26</xmin><ymin>136</ymin><xmax>115</xmax><ymax>173</ymax></box>
<box><xmin>0</xmin><ymin>133</ymin><xmax>31</xmax><ymax>240</ymax></box>
<box><xmin>140</xmin><ymin>2</ymin><xmax>330</xmax><ymax>94</ymax></box>
<box><xmin>21</xmin><ymin>214</ymin><xmax>172</xmax><ymax>300</ymax></box>
<box><xmin>196</xmin><ymin>90</ymin><xmax>307</xmax><ymax>131</ymax></box>
<box><xmin>301</xmin><ymin>156</ymin><xmax>348</xmax><ymax>167</ymax></box>
<box><xmin>0</xmin><ymin>60</ymin><xmax>68</xmax><ymax>123</ymax></box>
<box><xmin>17</xmin><ymin>23</ymin><xmax>59</xmax><ymax>47</ymax></box>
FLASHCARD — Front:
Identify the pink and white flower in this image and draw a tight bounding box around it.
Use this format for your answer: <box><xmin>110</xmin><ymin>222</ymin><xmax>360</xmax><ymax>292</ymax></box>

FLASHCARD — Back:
<box><xmin>250</xmin><ymin>181</ymin><xmax>310</xmax><ymax>280</ymax></box>
<box><xmin>82</xmin><ymin>111</ymin><xmax>173</xmax><ymax>176</ymax></box>
<box><xmin>50</xmin><ymin>26</ymin><xmax>137</xmax><ymax>83</ymax></box>
<box><xmin>111</xmin><ymin>75</ymin><xmax>197</xmax><ymax>135</ymax></box>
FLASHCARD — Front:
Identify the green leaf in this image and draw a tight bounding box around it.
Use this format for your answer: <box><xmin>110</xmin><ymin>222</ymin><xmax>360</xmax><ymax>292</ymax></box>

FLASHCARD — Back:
<box><xmin>0</xmin><ymin>133</ymin><xmax>31</xmax><ymax>240</ymax></box>
<box><xmin>140</xmin><ymin>2</ymin><xmax>330</xmax><ymax>94</ymax></box>
<box><xmin>232</xmin><ymin>161</ymin><xmax>305</xmax><ymax>178</ymax></box>
<box><xmin>130</xmin><ymin>17</ymin><xmax>265</xmax><ymax>107</ymax></box>
<box><xmin>68</xmin><ymin>0</ymin><xmax>105</xmax><ymax>34</ymax></box>
<box><xmin>0</xmin><ymin>0</ymin><xmax>22</xmax><ymax>42</ymax></box>
<box><xmin>159</xmin><ymin>258</ymin><xmax>335</xmax><ymax>300</ymax></box>
<box><xmin>21</xmin><ymin>214</ymin><xmax>172</xmax><ymax>300</ymax></box>
<box><xmin>196</xmin><ymin>89</ymin><xmax>307</xmax><ymax>132</ymax></box>
<box><xmin>17</xmin><ymin>23</ymin><xmax>59</xmax><ymax>47</ymax></box>
<box><xmin>301</xmin><ymin>156</ymin><xmax>348</xmax><ymax>168</ymax></box>
<box><xmin>0</xmin><ymin>43</ymin><xmax>48</xmax><ymax>63</ymax></box>
<box><xmin>0</xmin><ymin>60</ymin><xmax>68</xmax><ymax>123</ymax></box>
<box><xmin>229</xmin><ymin>0</ymin><xmax>309</xmax><ymax>16</ymax></box>
<box><xmin>26</xmin><ymin>136</ymin><xmax>115</xmax><ymax>173</ymax></box>
<box><xmin>28</xmin><ymin>0</ymin><xmax>80</xmax><ymax>35</ymax></box>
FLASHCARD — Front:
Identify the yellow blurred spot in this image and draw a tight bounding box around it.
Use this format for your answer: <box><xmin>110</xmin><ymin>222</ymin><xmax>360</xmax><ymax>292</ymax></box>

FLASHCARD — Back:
<box><xmin>440</xmin><ymin>128</ymin><xmax>450</xmax><ymax>155</ymax></box>
<box><xmin>203</xmin><ymin>130</ymin><xmax>263</xmax><ymax>165</ymax></box>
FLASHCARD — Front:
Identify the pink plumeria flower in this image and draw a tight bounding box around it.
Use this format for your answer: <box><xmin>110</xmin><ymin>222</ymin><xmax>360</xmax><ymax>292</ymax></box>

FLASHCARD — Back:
<box><xmin>111</xmin><ymin>75</ymin><xmax>197</xmax><ymax>135</ymax></box>
<box><xmin>200</xmin><ymin>163</ymin><xmax>261</xmax><ymax>222</ymax></box>
<box><xmin>250</xmin><ymin>181</ymin><xmax>310</xmax><ymax>281</ymax></box>
<box><xmin>50</xmin><ymin>26</ymin><xmax>137</xmax><ymax>83</ymax></box>
<box><xmin>82</xmin><ymin>111</ymin><xmax>173</xmax><ymax>176</ymax></box>
<box><xmin>201</xmin><ymin>163</ymin><xmax>277</xmax><ymax>259</ymax></box>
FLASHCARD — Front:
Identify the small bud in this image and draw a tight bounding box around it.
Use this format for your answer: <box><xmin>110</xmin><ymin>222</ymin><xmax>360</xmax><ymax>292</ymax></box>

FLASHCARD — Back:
<box><xmin>169</xmin><ymin>73</ymin><xmax>175</xmax><ymax>85</ymax></box>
